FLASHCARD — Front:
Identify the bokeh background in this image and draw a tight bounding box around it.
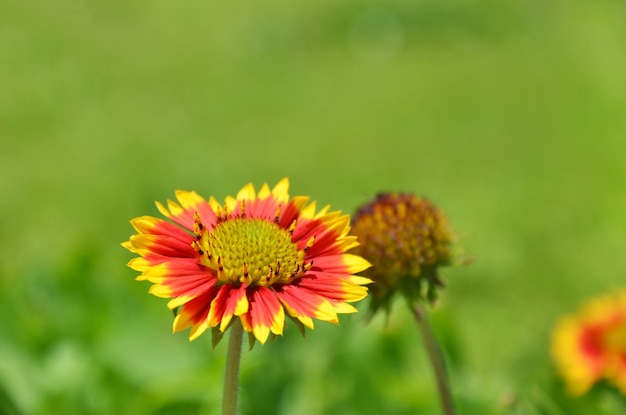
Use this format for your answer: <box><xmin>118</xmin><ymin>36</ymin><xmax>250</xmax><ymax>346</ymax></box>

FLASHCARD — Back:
<box><xmin>2</xmin><ymin>0</ymin><xmax>626</xmax><ymax>414</ymax></box>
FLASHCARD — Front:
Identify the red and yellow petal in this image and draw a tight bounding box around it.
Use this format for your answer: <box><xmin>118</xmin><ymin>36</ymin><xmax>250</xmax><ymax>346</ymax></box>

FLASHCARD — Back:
<box><xmin>246</xmin><ymin>196</ymin><xmax>278</xmax><ymax>219</ymax></box>
<box><xmin>155</xmin><ymin>190</ymin><xmax>217</xmax><ymax>231</ymax></box>
<box><xmin>123</xmin><ymin>233</ymin><xmax>197</xmax><ymax>258</ymax></box>
<box><xmin>275</xmin><ymin>285</ymin><xmax>339</xmax><ymax>328</ymax></box>
<box><xmin>301</xmin><ymin>216</ymin><xmax>352</xmax><ymax>257</ymax></box>
<box><xmin>296</xmin><ymin>271</ymin><xmax>370</xmax><ymax>302</ymax></box>
<box><xmin>230</xmin><ymin>183</ymin><xmax>278</xmax><ymax>219</ymax></box>
<box><xmin>173</xmin><ymin>286</ymin><xmax>221</xmax><ymax>340</ymax></box>
<box><xmin>310</xmin><ymin>253</ymin><xmax>372</xmax><ymax>275</ymax></box>
<box><xmin>222</xmin><ymin>284</ymin><xmax>250</xmax><ymax>330</ymax></box>
<box><xmin>156</xmin><ymin>199</ymin><xmax>193</xmax><ymax>230</ymax></box>
<box><xmin>207</xmin><ymin>283</ymin><xmax>250</xmax><ymax>332</ymax></box>
<box><xmin>131</xmin><ymin>258</ymin><xmax>203</xmax><ymax>283</ymax></box>
<box><xmin>127</xmin><ymin>255</ymin><xmax>180</xmax><ymax>273</ymax></box>
<box><xmin>240</xmin><ymin>287</ymin><xmax>285</xmax><ymax>344</ymax></box>
<box><xmin>128</xmin><ymin>216</ymin><xmax>192</xmax><ymax>241</ymax></box>
<box><xmin>160</xmin><ymin>274</ymin><xmax>217</xmax><ymax>306</ymax></box>
<box><xmin>207</xmin><ymin>285</ymin><xmax>233</xmax><ymax>328</ymax></box>
<box><xmin>277</xmin><ymin>196</ymin><xmax>310</xmax><ymax>229</ymax></box>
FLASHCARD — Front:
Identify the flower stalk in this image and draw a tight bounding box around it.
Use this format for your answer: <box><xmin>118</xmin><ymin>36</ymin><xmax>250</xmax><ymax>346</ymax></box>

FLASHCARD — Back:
<box><xmin>222</xmin><ymin>319</ymin><xmax>244</xmax><ymax>415</ymax></box>
<box><xmin>411</xmin><ymin>303</ymin><xmax>455</xmax><ymax>415</ymax></box>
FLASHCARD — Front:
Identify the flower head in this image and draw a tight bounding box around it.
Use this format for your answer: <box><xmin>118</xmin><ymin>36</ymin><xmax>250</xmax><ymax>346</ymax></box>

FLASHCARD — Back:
<box><xmin>551</xmin><ymin>292</ymin><xmax>626</xmax><ymax>396</ymax></box>
<box><xmin>123</xmin><ymin>179</ymin><xmax>371</xmax><ymax>346</ymax></box>
<box><xmin>351</xmin><ymin>193</ymin><xmax>456</xmax><ymax>315</ymax></box>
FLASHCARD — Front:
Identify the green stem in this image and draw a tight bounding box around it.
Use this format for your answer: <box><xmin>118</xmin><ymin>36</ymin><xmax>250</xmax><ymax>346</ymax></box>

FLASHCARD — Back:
<box><xmin>411</xmin><ymin>303</ymin><xmax>455</xmax><ymax>415</ymax></box>
<box><xmin>222</xmin><ymin>319</ymin><xmax>244</xmax><ymax>415</ymax></box>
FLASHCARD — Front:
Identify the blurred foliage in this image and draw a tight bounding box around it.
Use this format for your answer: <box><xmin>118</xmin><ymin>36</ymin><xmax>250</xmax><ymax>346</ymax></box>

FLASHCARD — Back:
<box><xmin>2</xmin><ymin>0</ymin><xmax>626</xmax><ymax>413</ymax></box>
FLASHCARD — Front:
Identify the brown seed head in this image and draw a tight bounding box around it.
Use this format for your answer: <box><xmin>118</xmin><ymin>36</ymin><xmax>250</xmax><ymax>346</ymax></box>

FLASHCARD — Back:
<box><xmin>352</xmin><ymin>193</ymin><xmax>456</xmax><ymax>314</ymax></box>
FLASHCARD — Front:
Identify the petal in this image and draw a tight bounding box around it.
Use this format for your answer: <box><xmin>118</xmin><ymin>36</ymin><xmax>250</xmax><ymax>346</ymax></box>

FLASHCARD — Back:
<box><xmin>189</xmin><ymin>321</ymin><xmax>210</xmax><ymax>341</ymax></box>
<box><xmin>311</xmin><ymin>254</ymin><xmax>371</xmax><ymax>274</ymax></box>
<box><xmin>127</xmin><ymin>257</ymin><xmax>152</xmax><ymax>272</ymax></box>
<box><xmin>207</xmin><ymin>285</ymin><xmax>233</xmax><ymax>328</ymax></box>
<box><xmin>334</xmin><ymin>235</ymin><xmax>360</xmax><ymax>252</ymax></box>
<box><xmin>291</xmin><ymin>213</ymin><xmax>347</xmax><ymax>250</ymax></box>
<box><xmin>176</xmin><ymin>191</ymin><xmax>218</xmax><ymax>226</ymax></box>
<box><xmin>299</xmin><ymin>201</ymin><xmax>317</xmax><ymax>220</ymax></box>
<box><xmin>236</xmin><ymin>183</ymin><xmax>256</xmax><ymax>201</ymax></box>
<box><xmin>244</xmin><ymin>287</ymin><xmax>285</xmax><ymax>344</ymax></box>
<box><xmin>232</xmin><ymin>183</ymin><xmax>276</xmax><ymax>218</ymax></box>
<box><xmin>129</xmin><ymin>216</ymin><xmax>193</xmax><ymax>243</ymax></box>
<box><xmin>162</xmin><ymin>273</ymin><xmax>218</xmax><ymax>307</ymax></box>
<box><xmin>221</xmin><ymin>284</ymin><xmax>250</xmax><ymax>331</ymax></box>
<box><xmin>275</xmin><ymin>285</ymin><xmax>338</xmax><ymax>326</ymax></box>
<box><xmin>172</xmin><ymin>287</ymin><xmax>221</xmax><ymax>341</ymax></box>
<box><xmin>156</xmin><ymin>199</ymin><xmax>194</xmax><ymax>230</ymax></box>
<box><xmin>301</xmin><ymin>216</ymin><xmax>352</xmax><ymax>257</ymax></box>
<box><xmin>155</xmin><ymin>191</ymin><xmax>218</xmax><ymax>231</ymax></box>
<box><xmin>277</xmin><ymin>196</ymin><xmax>309</xmax><ymax>229</ymax></box>
<box><xmin>124</xmin><ymin>234</ymin><xmax>196</xmax><ymax>258</ymax></box>
<box><xmin>206</xmin><ymin>284</ymin><xmax>250</xmax><ymax>331</ymax></box>
<box><xmin>314</xmin><ymin>204</ymin><xmax>331</xmax><ymax>219</ymax></box>
<box><xmin>291</xmin><ymin>217</ymin><xmax>320</xmax><ymax>243</ymax></box>
<box><xmin>346</xmin><ymin>275</ymin><xmax>374</xmax><ymax>285</ymax></box>
<box><xmin>271</xmin><ymin>178</ymin><xmax>290</xmax><ymax>203</ymax></box>
<box><xmin>175</xmin><ymin>190</ymin><xmax>204</xmax><ymax>210</ymax></box>
<box><xmin>297</xmin><ymin>272</ymin><xmax>370</xmax><ymax>302</ymax></box>
<box><xmin>128</xmin><ymin>256</ymin><xmax>175</xmax><ymax>277</ymax></box>
<box><xmin>331</xmin><ymin>302</ymin><xmax>358</xmax><ymax>314</ymax></box>
<box><xmin>257</xmin><ymin>183</ymin><xmax>271</xmax><ymax>199</ymax></box>
<box><xmin>224</xmin><ymin>196</ymin><xmax>237</xmax><ymax>214</ymax></box>
<box><xmin>133</xmin><ymin>258</ymin><xmax>204</xmax><ymax>282</ymax></box>
<box><xmin>246</xmin><ymin>194</ymin><xmax>280</xmax><ymax>219</ymax></box>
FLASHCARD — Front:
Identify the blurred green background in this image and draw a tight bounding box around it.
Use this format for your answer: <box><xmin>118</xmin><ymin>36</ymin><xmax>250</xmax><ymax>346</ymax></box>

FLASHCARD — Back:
<box><xmin>2</xmin><ymin>0</ymin><xmax>626</xmax><ymax>413</ymax></box>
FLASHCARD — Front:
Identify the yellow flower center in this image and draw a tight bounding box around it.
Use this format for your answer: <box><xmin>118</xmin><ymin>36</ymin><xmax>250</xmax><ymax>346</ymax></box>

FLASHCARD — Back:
<box><xmin>193</xmin><ymin>215</ymin><xmax>308</xmax><ymax>287</ymax></box>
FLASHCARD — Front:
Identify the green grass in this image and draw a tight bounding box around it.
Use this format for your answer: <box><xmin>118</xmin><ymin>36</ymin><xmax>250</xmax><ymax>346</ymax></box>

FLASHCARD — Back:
<box><xmin>2</xmin><ymin>0</ymin><xmax>626</xmax><ymax>413</ymax></box>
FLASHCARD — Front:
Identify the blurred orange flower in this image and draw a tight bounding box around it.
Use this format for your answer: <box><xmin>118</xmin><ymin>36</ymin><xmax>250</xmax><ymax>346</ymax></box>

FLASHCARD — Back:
<box><xmin>551</xmin><ymin>292</ymin><xmax>626</xmax><ymax>395</ymax></box>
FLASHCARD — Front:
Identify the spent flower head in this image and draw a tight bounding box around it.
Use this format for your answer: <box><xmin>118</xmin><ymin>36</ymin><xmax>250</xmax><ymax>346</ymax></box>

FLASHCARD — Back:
<box><xmin>552</xmin><ymin>291</ymin><xmax>626</xmax><ymax>396</ymax></box>
<box><xmin>123</xmin><ymin>178</ymin><xmax>372</xmax><ymax>346</ymax></box>
<box><xmin>351</xmin><ymin>192</ymin><xmax>457</xmax><ymax>315</ymax></box>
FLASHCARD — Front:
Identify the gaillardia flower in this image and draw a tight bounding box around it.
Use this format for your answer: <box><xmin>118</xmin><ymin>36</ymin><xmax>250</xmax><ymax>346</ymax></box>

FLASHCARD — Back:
<box><xmin>123</xmin><ymin>179</ymin><xmax>371</xmax><ymax>346</ymax></box>
<box><xmin>551</xmin><ymin>292</ymin><xmax>626</xmax><ymax>396</ymax></box>
<box><xmin>351</xmin><ymin>193</ymin><xmax>456</xmax><ymax>315</ymax></box>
